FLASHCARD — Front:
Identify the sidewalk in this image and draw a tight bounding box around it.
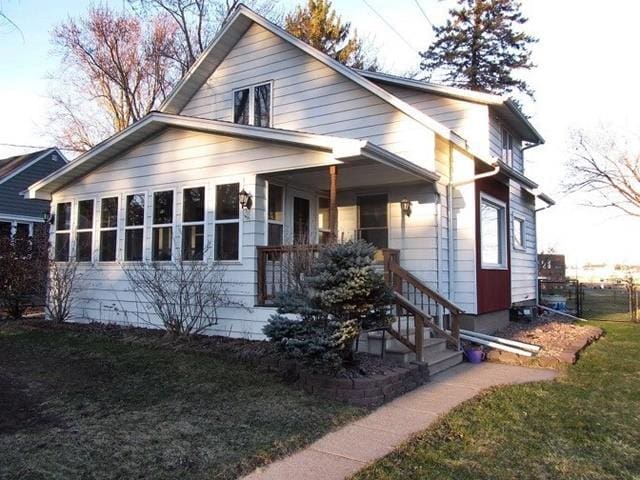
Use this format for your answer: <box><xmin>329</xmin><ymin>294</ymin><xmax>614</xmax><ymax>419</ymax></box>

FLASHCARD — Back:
<box><xmin>242</xmin><ymin>362</ymin><xmax>557</xmax><ymax>480</ymax></box>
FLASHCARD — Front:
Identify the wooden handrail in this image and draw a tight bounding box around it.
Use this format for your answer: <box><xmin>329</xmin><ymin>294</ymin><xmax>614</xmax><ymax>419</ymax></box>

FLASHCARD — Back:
<box><xmin>393</xmin><ymin>292</ymin><xmax>459</xmax><ymax>348</ymax></box>
<box><xmin>383</xmin><ymin>252</ymin><xmax>463</xmax><ymax>351</ymax></box>
<box><xmin>387</xmin><ymin>262</ymin><xmax>464</xmax><ymax>315</ymax></box>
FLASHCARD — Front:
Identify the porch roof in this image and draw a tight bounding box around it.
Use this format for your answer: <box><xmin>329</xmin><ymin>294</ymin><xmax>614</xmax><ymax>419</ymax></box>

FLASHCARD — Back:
<box><xmin>26</xmin><ymin>112</ymin><xmax>439</xmax><ymax>200</ymax></box>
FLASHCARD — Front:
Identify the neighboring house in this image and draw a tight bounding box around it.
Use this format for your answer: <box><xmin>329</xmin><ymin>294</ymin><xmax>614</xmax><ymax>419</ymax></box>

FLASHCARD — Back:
<box><xmin>26</xmin><ymin>5</ymin><xmax>553</xmax><ymax>341</ymax></box>
<box><xmin>0</xmin><ymin>148</ymin><xmax>68</xmax><ymax>239</ymax></box>
<box><xmin>538</xmin><ymin>254</ymin><xmax>566</xmax><ymax>282</ymax></box>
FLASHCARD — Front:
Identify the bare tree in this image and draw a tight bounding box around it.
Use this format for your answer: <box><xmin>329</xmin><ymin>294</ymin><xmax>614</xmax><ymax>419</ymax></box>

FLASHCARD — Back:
<box><xmin>121</xmin><ymin>256</ymin><xmax>241</xmax><ymax>336</ymax></box>
<box><xmin>47</xmin><ymin>260</ymin><xmax>81</xmax><ymax>323</ymax></box>
<box><xmin>565</xmin><ymin>129</ymin><xmax>640</xmax><ymax>217</ymax></box>
<box><xmin>128</xmin><ymin>0</ymin><xmax>280</xmax><ymax>75</ymax></box>
<box><xmin>49</xmin><ymin>6</ymin><xmax>180</xmax><ymax>151</ymax></box>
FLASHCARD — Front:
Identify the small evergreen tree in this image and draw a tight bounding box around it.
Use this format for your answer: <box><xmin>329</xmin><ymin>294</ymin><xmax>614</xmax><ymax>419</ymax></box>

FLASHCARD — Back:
<box><xmin>420</xmin><ymin>0</ymin><xmax>537</xmax><ymax>99</ymax></box>
<box><xmin>284</xmin><ymin>0</ymin><xmax>378</xmax><ymax>70</ymax></box>
<box><xmin>263</xmin><ymin>240</ymin><xmax>393</xmax><ymax>372</ymax></box>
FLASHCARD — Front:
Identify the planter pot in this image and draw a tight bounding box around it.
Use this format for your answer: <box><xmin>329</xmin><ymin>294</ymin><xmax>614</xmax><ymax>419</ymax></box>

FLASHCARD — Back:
<box><xmin>464</xmin><ymin>349</ymin><xmax>486</xmax><ymax>364</ymax></box>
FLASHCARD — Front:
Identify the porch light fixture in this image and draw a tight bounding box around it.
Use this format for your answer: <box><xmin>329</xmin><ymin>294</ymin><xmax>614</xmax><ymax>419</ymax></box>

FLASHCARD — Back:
<box><xmin>400</xmin><ymin>197</ymin><xmax>412</xmax><ymax>217</ymax></box>
<box><xmin>238</xmin><ymin>188</ymin><xmax>252</xmax><ymax>210</ymax></box>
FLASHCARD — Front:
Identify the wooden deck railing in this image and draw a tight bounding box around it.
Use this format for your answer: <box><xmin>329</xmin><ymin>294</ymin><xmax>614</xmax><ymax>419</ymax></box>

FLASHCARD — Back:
<box><xmin>257</xmin><ymin>244</ymin><xmax>321</xmax><ymax>305</ymax></box>
<box><xmin>383</xmin><ymin>249</ymin><xmax>463</xmax><ymax>357</ymax></box>
<box><xmin>256</xmin><ymin>245</ymin><xmax>464</xmax><ymax>361</ymax></box>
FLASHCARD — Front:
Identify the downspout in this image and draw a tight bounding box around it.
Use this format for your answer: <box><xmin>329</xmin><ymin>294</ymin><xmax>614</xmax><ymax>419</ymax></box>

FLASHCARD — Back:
<box><xmin>435</xmin><ymin>191</ymin><xmax>442</xmax><ymax>327</ymax></box>
<box><xmin>446</xmin><ymin>141</ymin><xmax>501</xmax><ymax>305</ymax></box>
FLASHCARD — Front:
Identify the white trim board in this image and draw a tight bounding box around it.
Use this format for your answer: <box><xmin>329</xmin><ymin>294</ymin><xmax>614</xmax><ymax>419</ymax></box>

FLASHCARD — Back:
<box><xmin>26</xmin><ymin>112</ymin><xmax>440</xmax><ymax>201</ymax></box>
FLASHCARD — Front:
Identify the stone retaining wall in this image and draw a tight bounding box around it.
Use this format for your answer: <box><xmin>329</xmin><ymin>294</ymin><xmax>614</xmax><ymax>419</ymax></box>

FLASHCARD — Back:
<box><xmin>299</xmin><ymin>364</ymin><xmax>430</xmax><ymax>407</ymax></box>
<box><xmin>235</xmin><ymin>351</ymin><xmax>430</xmax><ymax>407</ymax></box>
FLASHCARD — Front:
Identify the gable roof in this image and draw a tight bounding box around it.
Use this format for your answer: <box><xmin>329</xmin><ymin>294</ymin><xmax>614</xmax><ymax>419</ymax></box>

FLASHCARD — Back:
<box><xmin>358</xmin><ymin>70</ymin><xmax>545</xmax><ymax>145</ymax></box>
<box><xmin>160</xmin><ymin>4</ymin><xmax>468</xmax><ymax>148</ymax></box>
<box><xmin>26</xmin><ymin>112</ymin><xmax>439</xmax><ymax>200</ymax></box>
<box><xmin>0</xmin><ymin>148</ymin><xmax>67</xmax><ymax>186</ymax></box>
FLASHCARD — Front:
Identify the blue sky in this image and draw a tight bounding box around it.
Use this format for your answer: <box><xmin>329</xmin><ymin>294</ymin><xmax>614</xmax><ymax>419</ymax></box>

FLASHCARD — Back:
<box><xmin>1</xmin><ymin>0</ymin><xmax>639</xmax><ymax>265</ymax></box>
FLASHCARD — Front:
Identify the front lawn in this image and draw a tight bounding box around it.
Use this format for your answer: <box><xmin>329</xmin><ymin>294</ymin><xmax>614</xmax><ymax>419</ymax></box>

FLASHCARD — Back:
<box><xmin>352</xmin><ymin>320</ymin><xmax>640</xmax><ymax>479</ymax></box>
<box><xmin>0</xmin><ymin>322</ymin><xmax>363</xmax><ymax>480</ymax></box>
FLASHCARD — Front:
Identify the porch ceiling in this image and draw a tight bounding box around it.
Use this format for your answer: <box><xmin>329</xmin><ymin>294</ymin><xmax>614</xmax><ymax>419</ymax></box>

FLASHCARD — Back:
<box><xmin>265</xmin><ymin>158</ymin><xmax>431</xmax><ymax>193</ymax></box>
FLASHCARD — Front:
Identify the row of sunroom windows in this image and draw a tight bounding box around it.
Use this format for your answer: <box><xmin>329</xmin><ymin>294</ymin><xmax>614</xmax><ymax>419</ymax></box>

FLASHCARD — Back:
<box><xmin>53</xmin><ymin>183</ymin><xmax>241</xmax><ymax>263</ymax></box>
<box><xmin>53</xmin><ymin>182</ymin><xmax>396</xmax><ymax>263</ymax></box>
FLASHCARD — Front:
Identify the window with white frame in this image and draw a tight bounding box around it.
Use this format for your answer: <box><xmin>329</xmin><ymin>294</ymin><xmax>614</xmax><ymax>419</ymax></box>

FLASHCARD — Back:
<box><xmin>267</xmin><ymin>183</ymin><xmax>284</xmax><ymax>246</ymax></box>
<box><xmin>152</xmin><ymin>190</ymin><xmax>173</xmax><ymax>261</ymax></box>
<box><xmin>0</xmin><ymin>221</ymin><xmax>11</xmax><ymax>239</ymax></box>
<box><xmin>15</xmin><ymin>223</ymin><xmax>30</xmax><ymax>239</ymax></box>
<box><xmin>480</xmin><ymin>195</ymin><xmax>507</xmax><ymax>268</ymax></box>
<box><xmin>215</xmin><ymin>183</ymin><xmax>240</xmax><ymax>261</ymax></box>
<box><xmin>182</xmin><ymin>187</ymin><xmax>205</xmax><ymax>260</ymax></box>
<box><xmin>99</xmin><ymin>197</ymin><xmax>118</xmax><ymax>262</ymax></box>
<box><xmin>358</xmin><ymin>194</ymin><xmax>389</xmax><ymax>250</ymax></box>
<box><xmin>513</xmin><ymin>216</ymin><xmax>525</xmax><ymax>250</ymax></box>
<box><xmin>233</xmin><ymin>82</ymin><xmax>272</xmax><ymax>127</ymax></box>
<box><xmin>502</xmin><ymin>127</ymin><xmax>514</xmax><ymax>166</ymax></box>
<box><xmin>125</xmin><ymin>193</ymin><xmax>145</xmax><ymax>261</ymax></box>
<box><xmin>54</xmin><ymin>202</ymin><xmax>71</xmax><ymax>261</ymax></box>
<box><xmin>76</xmin><ymin>199</ymin><xmax>94</xmax><ymax>262</ymax></box>
<box><xmin>318</xmin><ymin>197</ymin><xmax>331</xmax><ymax>244</ymax></box>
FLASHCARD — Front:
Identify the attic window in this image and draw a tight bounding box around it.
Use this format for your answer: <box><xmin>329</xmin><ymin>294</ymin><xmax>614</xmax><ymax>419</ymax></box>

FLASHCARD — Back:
<box><xmin>501</xmin><ymin>127</ymin><xmax>514</xmax><ymax>166</ymax></box>
<box><xmin>233</xmin><ymin>83</ymin><xmax>271</xmax><ymax>127</ymax></box>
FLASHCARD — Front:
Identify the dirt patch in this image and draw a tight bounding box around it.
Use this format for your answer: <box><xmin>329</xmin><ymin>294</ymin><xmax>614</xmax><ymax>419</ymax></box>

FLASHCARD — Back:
<box><xmin>485</xmin><ymin>313</ymin><xmax>603</xmax><ymax>369</ymax></box>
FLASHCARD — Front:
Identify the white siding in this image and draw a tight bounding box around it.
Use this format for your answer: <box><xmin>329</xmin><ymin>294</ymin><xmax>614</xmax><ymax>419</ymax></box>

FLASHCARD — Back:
<box><xmin>378</xmin><ymin>84</ymin><xmax>490</xmax><ymax>158</ymax></box>
<box><xmin>489</xmin><ymin>111</ymin><xmax>524</xmax><ymax>172</ymax></box>
<box><xmin>510</xmin><ymin>181</ymin><xmax>537</xmax><ymax>304</ymax></box>
<box><xmin>50</xmin><ymin>127</ymin><xmax>338</xmax><ymax>339</ymax></box>
<box><xmin>181</xmin><ymin>23</ymin><xmax>436</xmax><ymax>170</ymax></box>
<box><xmin>450</xmin><ymin>147</ymin><xmax>478</xmax><ymax>313</ymax></box>
<box><xmin>334</xmin><ymin>184</ymin><xmax>441</xmax><ymax>288</ymax></box>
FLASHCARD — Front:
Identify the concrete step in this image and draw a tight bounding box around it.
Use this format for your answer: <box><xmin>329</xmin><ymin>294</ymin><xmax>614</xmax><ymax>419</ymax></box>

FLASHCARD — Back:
<box><xmin>425</xmin><ymin>350</ymin><xmax>464</xmax><ymax>376</ymax></box>
<box><xmin>367</xmin><ymin>328</ymin><xmax>436</xmax><ymax>355</ymax></box>
<box><xmin>381</xmin><ymin>338</ymin><xmax>450</xmax><ymax>364</ymax></box>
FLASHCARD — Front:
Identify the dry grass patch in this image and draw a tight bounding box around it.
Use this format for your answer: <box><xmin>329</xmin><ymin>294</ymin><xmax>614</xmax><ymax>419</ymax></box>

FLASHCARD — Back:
<box><xmin>0</xmin><ymin>321</ymin><xmax>364</xmax><ymax>480</ymax></box>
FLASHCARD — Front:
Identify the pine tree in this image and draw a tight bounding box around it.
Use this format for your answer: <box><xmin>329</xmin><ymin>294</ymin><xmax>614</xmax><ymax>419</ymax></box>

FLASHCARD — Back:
<box><xmin>420</xmin><ymin>0</ymin><xmax>537</xmax><ymax>99</ymax></box>
<box><xmin>284</xmin><ymin>0</ymin><xmax>378</xmax><ymax>70</ymax></box>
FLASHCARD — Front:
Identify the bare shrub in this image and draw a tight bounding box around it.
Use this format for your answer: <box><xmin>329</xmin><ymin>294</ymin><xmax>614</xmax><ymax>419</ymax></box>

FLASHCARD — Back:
<box><xmin>0</xmin><ymin>230</ymin><xmax>49</xmax><ymax>319</ymax></box>
<box><xmin>121</xmin><ymin>258</ymin><xmax>240</xmax><ymax>336</ymax></box>
<box><xmin>47</xmin><ymin>260</ymin><xmax>81</xmax><ymax>323</ymax></box>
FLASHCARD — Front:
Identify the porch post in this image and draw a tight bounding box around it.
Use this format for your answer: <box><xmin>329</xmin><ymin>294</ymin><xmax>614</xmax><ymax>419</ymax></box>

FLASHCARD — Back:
<box><xmin>329</xmin><ymin>165</ymin><xmax>338</xmax><ymax>242</ymax></box>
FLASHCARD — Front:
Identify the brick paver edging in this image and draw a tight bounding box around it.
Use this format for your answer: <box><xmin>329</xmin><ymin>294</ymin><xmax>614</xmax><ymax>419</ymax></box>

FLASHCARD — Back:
<box><xmin>299</xmin><ymin>364</ymin><xmax>430</xmax><ymax>407</ymax></box>
<box><xmin>224</xmin><ymin>348</ymin><xmax>430</xmax><ymax>407</ymax></box>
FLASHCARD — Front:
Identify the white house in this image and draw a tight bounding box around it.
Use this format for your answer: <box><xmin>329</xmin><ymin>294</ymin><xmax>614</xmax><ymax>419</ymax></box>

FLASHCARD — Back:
<box><xmin>27</xmin><ymin>5</ymin><xmax>552</xmax><ymax>360</ymax></box>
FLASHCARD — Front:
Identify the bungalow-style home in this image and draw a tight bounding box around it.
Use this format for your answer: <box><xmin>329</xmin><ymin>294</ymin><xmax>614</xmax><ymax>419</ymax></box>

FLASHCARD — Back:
<box><xmin>1</xmin><ymin>147</ymin><xmax>68</xmax><ymax>239</ymax></box>
<box><xmin>26</xmin><ymin>5</ymin><xmax>553</xmax><ymax>370</ymax></box>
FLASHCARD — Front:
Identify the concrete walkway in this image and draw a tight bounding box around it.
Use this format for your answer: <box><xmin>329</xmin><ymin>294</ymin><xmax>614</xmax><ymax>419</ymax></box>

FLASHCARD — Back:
<box><xmin>242</xmin><ymin>362</ymin><xmax>557</xmax><ymax>480</ymax></box>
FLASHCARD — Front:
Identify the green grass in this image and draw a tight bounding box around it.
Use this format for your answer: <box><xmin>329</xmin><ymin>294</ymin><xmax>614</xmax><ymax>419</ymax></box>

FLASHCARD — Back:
<box><xmin>352</xmin><ymin>320</ymin><xmax>640</xmax><ymax>479</ymax></box>
<box><xmin>0</xmin><ymin>322</ymin><xmax>363</xmax><ymax>480</ymax></box>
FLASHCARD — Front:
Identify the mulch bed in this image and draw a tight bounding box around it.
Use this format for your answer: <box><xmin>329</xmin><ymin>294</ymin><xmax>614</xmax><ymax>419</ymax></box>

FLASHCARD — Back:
<box><xmin>484</xmin><ymin>313</ymin><xmax>603</xmax><ymax>369</ymax></box>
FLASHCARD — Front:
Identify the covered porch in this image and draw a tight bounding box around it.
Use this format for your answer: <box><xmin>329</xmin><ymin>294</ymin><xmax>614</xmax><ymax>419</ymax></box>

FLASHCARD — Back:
<box><xmin>254</xmin><ymin>152</ymin><xmax>442</xmax><ymax>306</ymax></box>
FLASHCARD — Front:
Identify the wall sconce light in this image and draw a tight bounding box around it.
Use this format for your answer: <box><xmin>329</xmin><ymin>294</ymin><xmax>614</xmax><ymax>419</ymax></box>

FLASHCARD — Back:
<box><xmin>42</xmin><ymin>210</ymin><xmax>54</xmax><ymax>225</ymax></box>
<box><xmin>400</xmin><ymin>197</ymin><xmax>412</xmax><ymax>217</ymax></box>
<box><xmin>238</xmin><ymin>188</ymin><xmax>252</xmax><ymax>210</ymax></box>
